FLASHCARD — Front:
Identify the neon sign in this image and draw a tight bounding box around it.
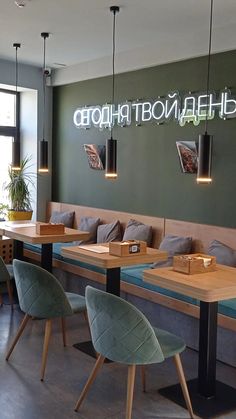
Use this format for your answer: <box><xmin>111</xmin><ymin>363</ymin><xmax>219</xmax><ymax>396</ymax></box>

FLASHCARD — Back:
<box><xmin>73</xmin><ymin>88</ymin><xmax>236</xmax><ymax>130</ymax></box>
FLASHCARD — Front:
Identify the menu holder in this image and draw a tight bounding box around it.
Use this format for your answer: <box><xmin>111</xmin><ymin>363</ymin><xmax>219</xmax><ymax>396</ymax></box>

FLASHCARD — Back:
<box><xmin>36</xmin><ymin>222</ymin><xmax>65</xmax><ymax>235</ymax></box>
<box><xmin>173</xmin><ymin>253</ymin><xmax>216</xmax><ymax>275</ymax></box>
<box><xmin>109</xmin><ymin>240</ymin><xmax>147</xmax><ymax>257</ymax></box>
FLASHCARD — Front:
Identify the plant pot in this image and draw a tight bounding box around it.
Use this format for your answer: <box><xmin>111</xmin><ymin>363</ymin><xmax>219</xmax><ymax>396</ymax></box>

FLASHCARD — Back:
<box><xmin>8</xmin><ymin>210</ymin><xmax>33</xmax><ymax>221</ymax></box>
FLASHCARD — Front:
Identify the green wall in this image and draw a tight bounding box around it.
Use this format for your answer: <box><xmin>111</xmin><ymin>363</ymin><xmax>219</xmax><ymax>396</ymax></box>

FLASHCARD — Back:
<box><xmin>53</xmin><ymin>50</ymin><xmax>236</xmax><ymax>227</ymax></box>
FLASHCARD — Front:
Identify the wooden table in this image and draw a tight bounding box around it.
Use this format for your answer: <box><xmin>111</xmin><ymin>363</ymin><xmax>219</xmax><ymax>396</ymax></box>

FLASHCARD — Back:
<box><xmin>61</xmin><ymin>244</ymin><xmax>167</xmax><ymax>295</ymax></box>
<box><xmin>61</xmin><ymin>244</ymin><xmax>167</xmax><ymax>357</ymax></box>
<box><xmin>143</xmin><ymin>265</ymin><xmax>236</xmax><ymax>419</ymax></box>
<box><xmin>0</xmin><ymin>221</ymin><xmax>89</xmax><ymax>272</ymax></box>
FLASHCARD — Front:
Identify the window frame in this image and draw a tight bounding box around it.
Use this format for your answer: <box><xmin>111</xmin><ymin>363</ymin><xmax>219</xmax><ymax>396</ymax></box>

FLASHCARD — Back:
<box><xmin>0</xmin><ymin>88</ymin><xmax>20</xmax><ymax>139</ymax></box>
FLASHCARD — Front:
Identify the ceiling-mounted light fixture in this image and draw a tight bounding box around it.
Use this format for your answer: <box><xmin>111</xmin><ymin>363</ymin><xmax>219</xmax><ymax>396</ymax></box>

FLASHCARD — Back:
<box><xmin>39</xmin><ymin>32</ymin><xmax>50</xmax><ymax>173</ymax></box>
<box><xmin>12</xmin><ymin>42</ymin><xmax>21</xmax><ymax>171</ymax></box>
<box><xmin>197</xmin><ymin>0</ymin><xmax>213</xmax><ymax>184</ymax></box>
<box><xmin>14</xmin><ymin>0</ymin><xmax>30</xmax><ymax>8</ymax></box>
<box><xmin>105</xmin><ymin>5</ymin><xmax>120</xmax><ymax>180</ymax></box>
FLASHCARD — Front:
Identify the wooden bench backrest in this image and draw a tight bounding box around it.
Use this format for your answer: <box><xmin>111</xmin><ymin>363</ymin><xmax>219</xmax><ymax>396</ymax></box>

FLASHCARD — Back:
<box><xmin>47</xmin><ymin>202</ymin><xmax>165</xmax><ymax>248</ymax></box>
<box><xmin>165</xmin><ymin>219</ymin><xmax>236</xmax><ymax>252</ymax></box>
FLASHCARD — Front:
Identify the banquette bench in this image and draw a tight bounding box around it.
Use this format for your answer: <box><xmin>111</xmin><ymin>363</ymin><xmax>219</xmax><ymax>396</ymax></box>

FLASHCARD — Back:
<box><xmin>23</xmin><ymin>202</ymin><xmax>236</xmax><ymax>366</ymax></box>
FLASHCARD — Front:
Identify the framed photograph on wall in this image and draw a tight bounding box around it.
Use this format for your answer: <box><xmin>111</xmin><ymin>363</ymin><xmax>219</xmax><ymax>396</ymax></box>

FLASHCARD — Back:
<box><xmin>83</xmin><ymin>144</ymin><xmax>106</xmax><ymax>170</ymax></box>
<box><xmin>176</xmin><ymin>141</ymin><xmax>198</xmax><ymax>173</ymax></box>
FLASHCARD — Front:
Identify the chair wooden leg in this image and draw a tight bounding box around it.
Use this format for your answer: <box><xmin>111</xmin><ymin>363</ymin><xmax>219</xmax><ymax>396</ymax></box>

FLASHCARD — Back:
<box><xmin>61</xmin><ymin>317</ymin><xmax>67</xmax><ymax>347</ymax></box>
<box><xmin>126</xmin><ymin>365</ymin><xmax>136</xmax><ymax>419</ymax></box>
<box><xmin>40</xmin><ymin>319</ymin><xmax>52</xmax><ymax>382</ymax></box>
<box><xmin>74</xmin><ymin>354</ymin><xmax>105</xmax><ymax>412</ymax></box>
<box><xmin>141</xmin><ymin>365</ymin><xmax>146</xmax><ymax>392</ymax></box>
<box><xmin>173</xmin><ymin>354</ymin><xmax>195</xmax><ymax>419</ymax></box>
<box><xmin>6</xmin><ymin>279</ymin><xmax>14</xmax><ymax>309</ymax></box>
<box><xmin>6</xmin><ymin>314</ymin><xmax>30</xmax><ymax>361</ymax></box>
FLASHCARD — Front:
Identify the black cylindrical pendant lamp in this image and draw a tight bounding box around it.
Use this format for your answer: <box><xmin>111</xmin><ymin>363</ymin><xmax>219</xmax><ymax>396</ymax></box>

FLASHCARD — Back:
<box><xmin>12</xmin><ymin>139</ymin><xmax>20</xmax><ymax>170</ymax></box>
<box><xmin>39</xmin><ymin>32</ymin><xmax>49</xmax><ymax>173</ymax></box>
<box><xmin>39</xmin><ymin>140</ymin><xmax>48</xmax><ymax>173</ymax></box>
<box><xmin>197</xmin><ymin>133</ymin><xmax>212</xmax><ymax>184</ymax></box>
<box><xmin>12</xmin><ymin>43</ymin><xmax>21</xmax><ymax>170</ymax></box>
<box><xmin>105</xmin><ymin>138</ymin><xmax>117</xmax><ymax>179</ymax></box>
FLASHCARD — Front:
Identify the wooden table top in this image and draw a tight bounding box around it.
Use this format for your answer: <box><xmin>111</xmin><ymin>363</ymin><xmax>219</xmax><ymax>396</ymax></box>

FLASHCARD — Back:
<box><xmin>61</xmin><ymin>244</ymin><xmax>167</xmax><ymax>269</ymax></box>
<box><xmin>0</xmin><ymin>221</ymin><xmax>89</xmax><ymax>244</ymax></box>
<box><xmin>143</xmin><ymin>265</ymin><xmax>236</xmax><ymax>302</ymax></box>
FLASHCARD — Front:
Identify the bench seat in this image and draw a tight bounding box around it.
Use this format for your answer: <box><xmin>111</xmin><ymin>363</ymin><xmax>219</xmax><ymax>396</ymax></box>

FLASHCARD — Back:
<box><xmin>24</xmin><ymin>243</ymin><xmax>236</xmax><ymax>321</ymax></box>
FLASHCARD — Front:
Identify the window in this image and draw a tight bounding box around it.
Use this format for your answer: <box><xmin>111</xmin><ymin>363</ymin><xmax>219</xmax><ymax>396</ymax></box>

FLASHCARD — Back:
<box><xmin>0</xmin><ymin>89</ymin><xmax>19</xmax><ymax>205</ymax></box>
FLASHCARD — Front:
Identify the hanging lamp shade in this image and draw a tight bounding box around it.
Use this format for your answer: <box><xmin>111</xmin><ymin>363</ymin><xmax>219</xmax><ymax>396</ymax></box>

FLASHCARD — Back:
<box><xmin>105</xmin><ymin>6</ymin><xmax>119</xmax><ymax>179</ymax></box>
<box><xmin>197</xmin><ymin>133</ymin><xmax>212</xmax><ymax>183</ymax></box>
<box><xmin>197</xmin><ymin>0</ymin><xmax>214</xmax><ymax>185</ymax></box>
<box><xmin>105</xmin><ymin>138</ymin><xmax>117</xmax><ymax>179</ymax></box>
<box><xmin>39</xmin><ymin>32</ymin><xmax>49</xmax><ymax>173</ymax></box>
<box><xmin>12</xmin><ymin>43</ymin><xmax>21</xmax><ymax>170</ymax></box>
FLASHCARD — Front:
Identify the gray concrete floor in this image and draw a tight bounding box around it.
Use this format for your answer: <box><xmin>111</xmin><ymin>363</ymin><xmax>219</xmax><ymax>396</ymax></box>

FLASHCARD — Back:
<box><xmin>1</xmin><ymin>303</ymin><xmax>236</xmax><ymax>419</ymax></box>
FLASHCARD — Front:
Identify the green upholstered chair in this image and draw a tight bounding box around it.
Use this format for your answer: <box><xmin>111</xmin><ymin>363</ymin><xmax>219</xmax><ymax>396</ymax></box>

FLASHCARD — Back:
<box><xmin>6</xmin><ymin>259</ymin><xmax>88</xmax><ymax>381</ymax></box>
<box><xmin>75</xmin><ymin>286</ymin><xmax>194</xmax><ymax>419</ymax></box>
<box><xmin>0</xmin><ymin>256</ymin><xmax>14</xmax><ymax>309</ymax></box>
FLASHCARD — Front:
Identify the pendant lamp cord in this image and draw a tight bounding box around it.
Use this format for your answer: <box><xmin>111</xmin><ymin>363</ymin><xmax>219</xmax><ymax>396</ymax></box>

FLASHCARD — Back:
<box><xmin>43</xmin><ymin>35</ymin><xmax>46</xmax><ymax>142</ymax></box>
<box><xmin>111</xmin><ymin>8</ymin><xmax>118</xmax><ymax>139</ymax></box>
<box><xmin>15</xmin><ymin>46</ymin><xmax>18</xmax><ymax>95</ymax></box>
<box><xmin>205</xmin><ymin>0</ymin><xmax>213</xmax><ymax>134</ymax></box>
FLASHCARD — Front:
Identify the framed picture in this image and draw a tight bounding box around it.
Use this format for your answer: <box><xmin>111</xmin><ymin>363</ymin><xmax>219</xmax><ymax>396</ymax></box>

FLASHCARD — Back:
<box><xmin>83</xmin><ymin>144</ymin><xmax>106</xmax><ymax>170</ymax></box>
<box><xmin>176</xmin><ymin>141</ymin><xmax>198</xmax><ymax>173</ymax></box>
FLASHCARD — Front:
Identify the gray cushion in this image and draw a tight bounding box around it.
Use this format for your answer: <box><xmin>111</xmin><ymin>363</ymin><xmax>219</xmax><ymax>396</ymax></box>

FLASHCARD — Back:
<box><xmin>49</xmin><ymin>211</ymin><xmax>75</xmax><ymax>228</ymax></box>
<box><xmin>152</xmin><ymin>234</ymin><xmax>192</xmax><ymax>268</ymax></box>
<box><xmin>123</xmin><ymin>219</ymin><xmax>152</xmax><ymax>246</ymax></box>
<box><xmin>208</xmin><ymin>240</ymin><xmax>236</xmax><ymax>267</ymax></box>
<box><xmin>97</xmin><ymin>220</ymin><xmax>121</xmax><ymax>243</ymax></box>
<box><xmin>76</xmin><ymin>216</ymin><xmax>100</xmax><ymax>245</ymax></box>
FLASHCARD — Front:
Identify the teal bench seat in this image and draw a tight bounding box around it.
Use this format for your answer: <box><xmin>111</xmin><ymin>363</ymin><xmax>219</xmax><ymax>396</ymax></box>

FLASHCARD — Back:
<box><xmin>24</xmin><ymin>243</ymin><xmax>236</xmax><ymax>320</ymax></box>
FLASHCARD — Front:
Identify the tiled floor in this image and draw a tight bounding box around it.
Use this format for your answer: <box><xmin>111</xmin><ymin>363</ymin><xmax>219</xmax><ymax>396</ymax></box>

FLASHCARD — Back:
<box><xmin>1</xmin><ymin>303</ymin><xmax>236</xmax><ymax>419</ymax></box>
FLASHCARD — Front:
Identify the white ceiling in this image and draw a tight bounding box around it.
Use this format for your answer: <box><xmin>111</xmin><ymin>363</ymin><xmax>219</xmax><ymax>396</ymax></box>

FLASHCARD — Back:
<box><xmin>1</xmin><ymin>0</ymin><xmax>236</xmax><ymax>73</ymax></box>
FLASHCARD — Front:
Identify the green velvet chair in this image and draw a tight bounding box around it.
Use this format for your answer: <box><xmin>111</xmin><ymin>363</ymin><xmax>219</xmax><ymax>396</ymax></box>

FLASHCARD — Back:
<box><xmin>6</xmin><ymin>259</ymin><xmax>88</xmax><ymax>381</ymax></box>
<box><xmin>75</xmin><ymin>286</ymin><xmax>194</xmax><ymax>419</ymax></box>
<box><xmin>0</xmin><ymin>256</ymin><xmax>14</xmax><ymax>309</ymax></box>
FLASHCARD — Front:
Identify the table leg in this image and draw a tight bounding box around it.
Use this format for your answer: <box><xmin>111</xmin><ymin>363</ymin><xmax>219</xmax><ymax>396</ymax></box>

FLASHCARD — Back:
<box><xmin>13</xmin><ymin>240</ymin><xmax>24</xmax><ymax>260</ymax></box>
<box><xmin>106</xmin><ymin>267</ymin><xmax>120</xmax><ymax>296</ymax></box>
<box><xmin>41</xmin><ymin>243</ymin><xmax>52</xmax><ymax>272</ymax></box>
<box><xmin>159</xmin><ymin>300</ymin><xmax>236</xmax><ymax>418</ymax></box>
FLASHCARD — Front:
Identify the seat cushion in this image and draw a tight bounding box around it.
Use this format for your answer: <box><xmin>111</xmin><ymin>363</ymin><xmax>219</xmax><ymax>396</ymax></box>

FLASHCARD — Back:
<box><xmin>153</xmin><ymin>327</ymin><xmax>186</xmax><ymax>358</ymax></box>
<box><xmin>66</xmin><ymin>292</ymin><xmax>86</xmax><ymax>313</ymax></box>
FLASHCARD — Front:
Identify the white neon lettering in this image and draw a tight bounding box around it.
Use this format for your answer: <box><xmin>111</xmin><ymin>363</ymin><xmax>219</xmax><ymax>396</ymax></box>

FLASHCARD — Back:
<box><xmin>152</xmin><ymin>100</ymin><xmax>165</xmax><ymax>120</ymax></box>
<box><xmin>223</xmin><ymin>91</ymin><xmax>236</xmax><ymax>117</ymax></box>
<box><xmin>179</xmin><ymin>96</ymin><xmax>198</xmax><ymax>126</ymax></box>
<box><xmin>132</xmin><ymin>102</ymin><xmax>143</xmax><ymax>124</ymax></box>
<box><xmin>118</xmin><ymin>103</ymin><xmax>131</xmax><ymax>126</ymax></box>
<box><xmin>141</xmin><ymin>102</ymin><xmax>152</xmax><ymax>122</ymax></box>
<box><xmin>73</xmin><ymin>108</ymin><xmax>83</xmax><ymax>127</ymax></box>
<box><xmin>100</xmin><ymin>105</ymin><xmax>112</xmax><ymax>129</ymax></box>
<box><xmin>91</xmin><ymin>107</ymin><xmax>102</xmax><ymax>126</ymax></box>
<box><xmin>165</xmin><ymin>93</ymin><xmax>180</xmax><ymax>120</ymax></box>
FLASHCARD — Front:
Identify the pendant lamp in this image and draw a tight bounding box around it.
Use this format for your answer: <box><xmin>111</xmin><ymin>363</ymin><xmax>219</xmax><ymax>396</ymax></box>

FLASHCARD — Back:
<box><xmin>105</xmin><ymin>6</ymin><xmax>119</xmax><ymax>179</ymax></box>
<box><xmin>12</xmin><ymin>43</ymin><xmax>21</xmax><ymax>170</ymax></box>
<box><xmin>39</xmin><ymin>32</ymin><xmax>49</xmax><ymax>173</ymax></box>
<box><xmin>197</xmin><ymin>0</ymin><xmax>213</xmax><ymax>184</ymax></box>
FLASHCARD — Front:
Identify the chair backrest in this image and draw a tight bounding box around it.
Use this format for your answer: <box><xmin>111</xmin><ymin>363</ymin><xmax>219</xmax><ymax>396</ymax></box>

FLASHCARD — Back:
<box><xmin>85</xmin><ymin>286</ymin><xmax>165</xmax><ymax>365</ymax></box>
<box><xmin>13</xmin><ymin>259</ymin><xmax>73</xmax><ymax>318</ymax></box>
<box><xmin>0</xmin><ymin>256</ymin><xmax>11</xmax><ymax>283</ymax></box>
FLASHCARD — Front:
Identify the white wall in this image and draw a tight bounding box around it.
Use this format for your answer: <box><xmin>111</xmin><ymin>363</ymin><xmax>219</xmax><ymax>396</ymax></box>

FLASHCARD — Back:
<box><xmin>0</xmin><ymin>58</ymin><xmax>52</xmax><ymax>220</ymax></box>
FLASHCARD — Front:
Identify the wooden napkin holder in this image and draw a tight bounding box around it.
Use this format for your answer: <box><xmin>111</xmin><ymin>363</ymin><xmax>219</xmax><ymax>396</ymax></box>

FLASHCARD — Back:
<box><xmin>173</xmin><ymin>253</ymin><xmax>216</xmax><ymax>275</ymax></box>
<box><xmin>36</xmin><ymin>223</ymin><xmax>65</xmax><ymax>235</ymax></box>
<box><xmin>109</xmin><ymin>240</ymin><xmax>147</xmax><ymax>257</ymax></box>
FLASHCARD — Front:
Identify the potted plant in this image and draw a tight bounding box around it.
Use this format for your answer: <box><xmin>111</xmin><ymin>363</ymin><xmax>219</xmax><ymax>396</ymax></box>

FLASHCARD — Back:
<box><xmin>5</xmin><ymin>156</ymin><xmax>34</xmax><ymax>221</ymax></box>
<box><xmin>0</xmin><ymin>203</ymin><xmax>9</xmax><ymax>221</ymax></box>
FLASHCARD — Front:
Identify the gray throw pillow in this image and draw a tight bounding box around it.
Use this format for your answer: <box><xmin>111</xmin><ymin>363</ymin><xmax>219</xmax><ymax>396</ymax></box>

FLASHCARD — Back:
<box><xmin>123</xmin><ymin>219</ymin><xmax>152</xmax><ymax>246</ymax></box>
<box><xmin>97</xmin><ymin>220</ymin><xmax>121</xmax><ymax>243</ymax></box>
<box><xmin>76</xmin><ymin>216</ymin><xmax>100</xmax><ymax>245</ymax></box>
<box><xmin>49</xmin><ymin>211</ymin><xmax>75</xmax><ymax>228</ymax></box>
<box><xmin>208</xmin><ymin>240</ymin><xmax>236</xmax><ymax>267</ymax></box>
<box><xmin>152</xmin><ymin>234</ymin><xmax>192</xmax><ymax>268</ymax></box>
